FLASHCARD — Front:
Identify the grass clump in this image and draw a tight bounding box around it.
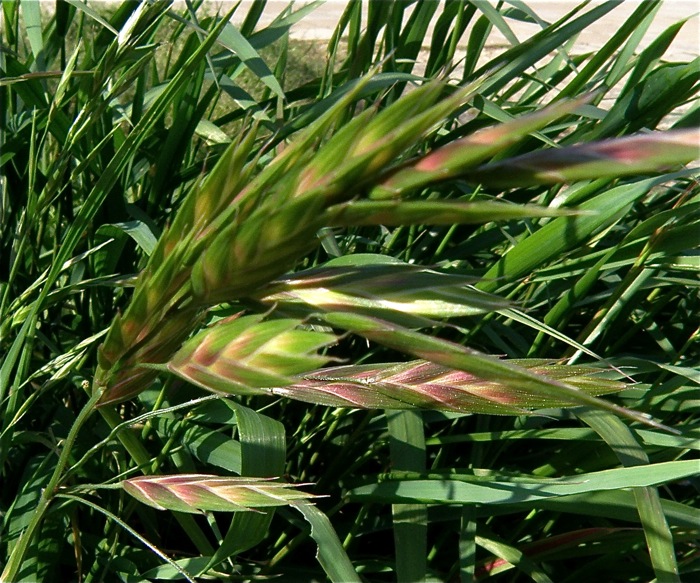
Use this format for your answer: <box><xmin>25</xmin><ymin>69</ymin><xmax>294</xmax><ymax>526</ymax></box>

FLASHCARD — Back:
<box><xmin>1</xmin><ymin>2</ymin><xmax>698</xmax><ymax>582</ymax></box>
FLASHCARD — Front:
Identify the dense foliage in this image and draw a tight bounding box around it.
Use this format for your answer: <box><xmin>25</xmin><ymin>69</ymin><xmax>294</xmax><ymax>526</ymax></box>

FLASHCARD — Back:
<box><xmin>1</xmin><ymin>1</ymin><xmax>698</xmax><ymax>582</ymax></box>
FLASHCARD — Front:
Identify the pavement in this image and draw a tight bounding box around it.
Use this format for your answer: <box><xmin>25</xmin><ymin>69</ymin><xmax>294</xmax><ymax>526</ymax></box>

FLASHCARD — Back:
<box><xmin>38</xmin><ymin>1</ymin><xmax>699</xmax><ymax>62</ymax></box>
<box><xmin>220</xmin><ymin>1</ymin><xmax>699</xmax><ymax>62</ymax></box>
<box><xmin>163</xmin><ymin>1</ymin><xmax>697</xmax><ymax>128</ymax></box>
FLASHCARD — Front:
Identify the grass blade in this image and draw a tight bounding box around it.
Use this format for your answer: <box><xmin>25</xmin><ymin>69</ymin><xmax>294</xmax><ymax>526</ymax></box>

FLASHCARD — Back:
<box><xmin>577</xmin><ymin>408</ymin><xmax>681</xmax><ymax>582</ymax></box>
<box><xmin>292</xmin><ymin>501</ymin><xmax>362</xmax><ymax>583</ymax></box>
<box><xmin>204</xmin><ymin>402</ymin><xmax>286</xmax><ymax>569</ymax></box>
<box><xmin>349</xmin><ymin>459</ymin><xmax>700</xmax><ymax>504</ymax></box>
<box><xmin>477</xmin><ymin>172</ymin><xmax>692</xmax><ymax>294</ymax></box>
<box><xmin>387</xmin><ymin>410</ymin><xmax>427</xmax><ymax>582</ymax></box>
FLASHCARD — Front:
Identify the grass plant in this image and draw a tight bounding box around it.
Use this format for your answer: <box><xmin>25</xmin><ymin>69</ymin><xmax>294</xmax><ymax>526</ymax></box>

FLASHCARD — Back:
<box><xmin>1</xmin><ymin>1</ymin><xmax>698</xmax><ymax>582</ymax></box>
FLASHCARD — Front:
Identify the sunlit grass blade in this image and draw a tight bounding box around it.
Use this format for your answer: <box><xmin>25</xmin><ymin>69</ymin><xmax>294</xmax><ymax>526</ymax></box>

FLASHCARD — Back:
<box><xmin>471</xmin><ymin>2</ymin><xmax>616</xmax><ymax>93</ymax></box>
<box><xmin>387</xmin><ymin>410</ymin><xmax>427</xmax><ymax>582</ymax></box>
<box><xmin>292</xmin><ymin>501</ymin><xmax>362</xmax><ymax>583</ymax></box>
<box><xmin>477</xmin><ymin>172</ymin><xmax>693</xmax><ymax>294</ymax></box>
<box><xmin>348</xmin><ymin>459</ymin><xmax>700</xmax><ymax>504</ymax></box>
<box><xmin>555</xmin><ymin>1</ymin><xmax>660</xmax><ymax>101</ymax></box>
<box><xmin>578</xmin><ymin>408</ymin><xmax>681</xmax><ymax>582</ymax></box>
<box><xmin>503</xmin><ymin>489</ymin><xmax>700</xmax><ymax>530</ymax></box>
<box><xmin>476</xmin><ymin>529</ymin><xmax>554</xmax><ymax>583</ymax></box>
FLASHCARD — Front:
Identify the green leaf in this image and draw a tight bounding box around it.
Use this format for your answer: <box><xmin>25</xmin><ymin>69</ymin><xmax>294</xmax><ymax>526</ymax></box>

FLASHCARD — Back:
<box><xmin>473</xmin><ymin>2</ymin><xmax>617</xmax><ymax>94</ymax></box>
<box><xmin>96</xmin><ymin>220</ymin><xmax>158</xmax><ymax>256</ymax></box>
<box><xmin>327</xmin><ymin>200</ymin><xmax>583</xmax><ymax>226</ymax></box>
<box><xmin>19</xmin><ymin>0</ymin><xmax>44</xmax><ymax>70</ymax></box>
<box><xmin>577</xmin><ymin>408</ymin><xmax>680</xmax><ymax>582</ymax></box>
<box><xmin>141</xmin><ymin>557</ymin><xmax>213</xmax><ymax>581</ymax></box>
<box><xmin>218</xmin><ymin>22</ymin><xmax>285</xmax><ymax>99</ymax></box>
<box><xmin>426</xmin><ymin>426</ymin><xmax>700</xmax><ymax>451</ymax></box>
<box><xmin>476</xmin><ymin>530</ymin><xmax>554</xmax><ymax>583</ymax></box>
<box><xmin>349</xmin><ymin>459</ymin><xmax>700</xmax><ymax>504</ymax></box>
<box><xmin>233</xmin><ymin>402</ymin><xmax>286</xmax><ymax>477</ymax></box>
<box><xmin>62</xmin><ymin>0</ymin><xmax>118</xmax><ymax>34</ymax></box>
<box><xmin>2</xmin><ymin>456</ymin><xmax>54</xmax><ymax>557</ymax></box>
<box><xmin>477</xmin><ymin>173</ymin><xmax>691</xmax><ymax>294</ymax></box>
<box><xmin>387</xmin><ymin>410</ymin><xmax>427</xmax><ymax>582</ymax></box>
<box><xmin>249</xmin><ymin>1</ymin><xmax>323</xmax><ymax>48</ymax></box>
<box><xmin>153</xmin><ymin>416</ymin><xmax>242</xmax><ymax>474</ymax></box>
<box><xmin>292</xmin><ymin>502</ymin><xmax>362</xmax><ymax>583</ymax></box>
<box><xmin>501</xmin><ymin>490</ymin><xmax>700</xmax><ymax>529</ymax></box>
<box><xmin>204</xmin><ymin>403</ymin><xmax>286</xmax><ymax>569</ymax></box>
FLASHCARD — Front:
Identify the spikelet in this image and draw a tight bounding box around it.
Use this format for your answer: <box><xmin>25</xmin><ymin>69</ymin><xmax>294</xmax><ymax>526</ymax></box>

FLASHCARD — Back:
<box><xmin>167</xmin><ymin>314</ymin><xmax>338</xmax><ymax>395</ymax></box>
<box><xmin>123</xmin><ymin>475</ymin><xmax>316</xmax><ymax>513</ymax></box>
<box><xmin>271</xmin><ymin>359</ymin><xmax>626</xmax><ymax>415</ymax></box>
